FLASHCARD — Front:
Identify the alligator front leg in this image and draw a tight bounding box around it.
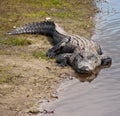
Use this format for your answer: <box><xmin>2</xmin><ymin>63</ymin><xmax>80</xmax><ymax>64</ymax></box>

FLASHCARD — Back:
<box><xmin>56</xmin><ymin>53</ymin><xmax>72</xmax><ymax>67</ymax></box>
<box><xmin>47</xmin><ymin>38</ymin><xmax>70</xmax><ymax>58</ymax></box>
<box><xmin>101</xmin><ymin>55</ymin><xmax>112</xmax><ymax>67</ymax></box>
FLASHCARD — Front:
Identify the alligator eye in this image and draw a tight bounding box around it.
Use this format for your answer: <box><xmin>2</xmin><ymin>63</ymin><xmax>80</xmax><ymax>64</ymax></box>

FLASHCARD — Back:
<box><xmin>87</xmin><ymin>54</ymin><xmax>97</xmax><ymax>60</ymax></box>
<box><xmin>81</xmin><ymin>54</ymin><xmax>84</xmax><ymax>58</ymax></box>
<box><xmin>75</xmin><ymin>54</ymin><xmax>83</xmax><ymax>61</ymax></box>
<box><xmin>78</xmin><ymin>54</ymin><xmax>84</xmax><ymax>59</ymax></box>
<box><xmin>79</xmin><ymin>55</ymin><xmax>84</xmax><ymax>61</ymax></box>
<box><xmin>87</xmin><ymin>54</ymin><xmax>94</xmax><ymax>59</ymax></box>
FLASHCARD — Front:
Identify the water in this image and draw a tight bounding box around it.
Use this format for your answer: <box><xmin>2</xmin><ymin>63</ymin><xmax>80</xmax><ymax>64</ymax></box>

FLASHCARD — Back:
<box><xmin>40</xmin><ymin>0</ymin><xmax>120</xmax><ymax>116</ymax></box>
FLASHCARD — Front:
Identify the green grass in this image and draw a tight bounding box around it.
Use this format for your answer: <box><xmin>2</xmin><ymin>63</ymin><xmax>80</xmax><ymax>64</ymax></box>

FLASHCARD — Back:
<box><xmin>0</xmin><ymin>65</ymin><xmax>25</xmax><ymax>84</ymax></box>
<box><xmin>0</xmin><ymin>50</ymin><xmax>7</xmax><ymax>55</ymax></box>
<box><xmin>0</xmin><ymin>37</ymin><xmax>32</xmax><ymax>46</ymax></box>
<box><xmin>0</xmin><ymin>0</ymin><xmax>97</xmax><ymax>38</ymax></box>
<box><xmin>0</xmin><ymin>66</ymin><xmax>11</xmax><ymax>84</ymax></box>
<box><xmin>33</xmin><ymin>50</ymin><xmax>49</xmax><ymax>60</ymax></box>
<box><xmin>25</xmin><ymin>11</ymin><xmax>48</xmax><ymax>18</ymax></box>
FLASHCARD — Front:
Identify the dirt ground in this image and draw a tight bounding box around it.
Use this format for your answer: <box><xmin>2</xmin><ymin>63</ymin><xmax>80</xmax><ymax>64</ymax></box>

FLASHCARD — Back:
<box><xmin>0</xmin><ymin>35</ymin><xmax>74</xmax><ymax>116</ymax></box>
<box><xmin>0</xmin><ymin>38</ymin><xmax>75</xmax><ymax>116</ymax></box>
<box><xmin>0</xmin><ymin>0</ymin><xmax>98</xmax><ymax>116</ymax></box>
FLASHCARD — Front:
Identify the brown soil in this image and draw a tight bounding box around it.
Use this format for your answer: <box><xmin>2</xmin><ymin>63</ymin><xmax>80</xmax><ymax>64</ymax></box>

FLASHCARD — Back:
<box><xmin>0</xmin><ymin>37</ymin><xmax>73</xmax><ymax>116</ymax></box>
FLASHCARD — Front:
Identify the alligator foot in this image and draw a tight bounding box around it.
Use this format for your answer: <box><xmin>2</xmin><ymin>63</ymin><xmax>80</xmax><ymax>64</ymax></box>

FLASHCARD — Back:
<box><xmin>56</xmin><ymin>53</ymin><xmax>72</xmax><ymax>67</ymax></box>
<box><xmin>47</xmin><ymin>50</ymin><xmax>56</xmax><ymax>58</ymax></box>
<box><xmin>101</xmin><ymin>56</ymin><xmax>112</xmax><ymax>66</ymax></box>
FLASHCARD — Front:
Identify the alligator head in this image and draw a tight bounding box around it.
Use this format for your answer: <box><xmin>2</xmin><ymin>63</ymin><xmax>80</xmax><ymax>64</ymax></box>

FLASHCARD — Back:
<box><xmin>70</xmin><ymin>49</ymin><xmax>112</xmax><ymax>74</ymax></box>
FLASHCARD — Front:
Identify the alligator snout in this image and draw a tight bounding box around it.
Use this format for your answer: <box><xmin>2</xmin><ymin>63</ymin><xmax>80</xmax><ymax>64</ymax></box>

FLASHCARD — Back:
<box><xmin>76</xmin><ymin>66</ymin><xmax>94</xmax><ymax>74</ymax></box>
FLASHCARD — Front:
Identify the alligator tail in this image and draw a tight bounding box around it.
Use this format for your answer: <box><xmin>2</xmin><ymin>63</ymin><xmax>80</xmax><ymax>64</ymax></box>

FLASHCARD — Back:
<box><xmin>7</xmin><ymin>21</ymin><xmax>55</xmax><ymax>36</ymax></box>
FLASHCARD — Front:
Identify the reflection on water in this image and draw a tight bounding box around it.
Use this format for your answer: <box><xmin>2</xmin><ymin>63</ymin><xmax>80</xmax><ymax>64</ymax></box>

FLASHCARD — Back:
<box><xmin>40</xmin><ymin>0</ymin><xmax>120</xmax><ymax>116</ymax></box>
<box><xmin>75</xmin><ymin>63</ymin><xmax>111</xmax><ymax>83</ymax></box>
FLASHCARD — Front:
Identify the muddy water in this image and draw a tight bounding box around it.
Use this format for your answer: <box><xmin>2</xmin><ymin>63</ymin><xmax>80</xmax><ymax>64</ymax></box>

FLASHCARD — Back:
<box><xmin>40</xmin><ymin>0</ymin><xmax>120</xmax><ymax>116</ymax></box>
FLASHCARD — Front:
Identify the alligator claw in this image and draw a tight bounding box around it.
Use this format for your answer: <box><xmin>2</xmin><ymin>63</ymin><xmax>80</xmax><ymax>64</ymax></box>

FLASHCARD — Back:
<box><xmin>60</xmin><ymin>62</ymin><xmax>67</xmax><ymax>67</ymax></box>
<box><xmin>47</xmin><ymin>51</ymin><xmax>55</xmax><ymax>58</ymax></box>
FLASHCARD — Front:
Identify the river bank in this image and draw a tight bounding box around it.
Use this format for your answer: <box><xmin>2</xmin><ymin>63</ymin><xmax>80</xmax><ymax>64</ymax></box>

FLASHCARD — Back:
<box><xmin>0</xmin><ymin>0</ymin><xmax>98</xmax><ymax>115</ymax></box>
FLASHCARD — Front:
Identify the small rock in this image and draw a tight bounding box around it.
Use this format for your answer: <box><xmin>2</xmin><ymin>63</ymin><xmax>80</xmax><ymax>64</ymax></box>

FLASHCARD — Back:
<box><xmin>29</xmin><ymin>108</ymin><xmax>40</xmax><ymax>114</ymax></box>
<box><xmin>46</xmin><ymin>17</ymin><xmax>51</xmax><ymax>21</ymax></box>
<box><xmin>50</xmin><ymin>92</ymin><xmax>58</xmax><ymax>99</ymax></box>
<box><xmin>42</xmin><ymin>109</ymin><xmax>54</xmax><ymax>114</ymax></box>
<box><xmin>46</xmin><ymin>66</ymin><xmax>51</xmax><ymax>70</ymax></box>
<box><xmin>13</xmin><ymin>26</ymin><xmax>16</xmax><ymax>29</ymax></box>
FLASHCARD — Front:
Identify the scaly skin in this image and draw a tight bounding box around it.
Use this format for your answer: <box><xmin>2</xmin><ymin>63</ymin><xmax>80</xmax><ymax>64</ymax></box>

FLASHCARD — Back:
<box><xmin>8</xmin><ymin>20</ymin><xmax>112</xmax><ymax>74</ymax></box>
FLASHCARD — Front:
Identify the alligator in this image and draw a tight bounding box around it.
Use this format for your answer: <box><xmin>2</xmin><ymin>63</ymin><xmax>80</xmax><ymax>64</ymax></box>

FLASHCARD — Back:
<box><xmin>7</xmin><ymin>20</ymin><xmax>112</xmax><ymax>74</ymax></box>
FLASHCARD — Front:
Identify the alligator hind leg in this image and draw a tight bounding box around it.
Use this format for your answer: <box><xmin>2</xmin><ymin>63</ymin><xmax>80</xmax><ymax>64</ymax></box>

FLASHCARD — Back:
<box><xmin>56</xmin><ymin>53</ymin><xmax>72</xmax><ymax>67</ymax></box>
<box><xmin>47</xmin><ymin>38</ymin><xmax>69</xmax><ymax>58</ymax></box>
